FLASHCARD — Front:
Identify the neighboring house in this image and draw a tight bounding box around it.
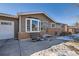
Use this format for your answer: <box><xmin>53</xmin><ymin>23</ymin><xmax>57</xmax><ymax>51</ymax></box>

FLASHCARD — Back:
<box><xmin>52</xmin><ymin>23</ymin><xmax>68</xmax><ymax>35</ymax></box>
<box><xmin>55</xmin><ymin>22</ymin><xmax>78</xmax><ymax>34</ymax></box>
<box><xmin>56</xmin><ymin>23</ymin><xmax>68</xmax><ymax>32</ymax></box>
<box><xmin>73</xmin><ymin>22</ymin><xmax>79</xmax><ymax>33</ymax></box>
<box><xmin>67</xmin><ymin>26</ymin><xmax>76</xmax><ymax>34</ymax></box>
<box><xmin>67</xmin><ymin>22</ymin><xmax>79</xmax><ymax>34</ymax></box>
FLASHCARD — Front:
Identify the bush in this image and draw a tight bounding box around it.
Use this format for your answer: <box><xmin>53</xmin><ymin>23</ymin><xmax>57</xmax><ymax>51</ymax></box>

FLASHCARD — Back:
<box><xmin>60</xmin><ymin>32</ymin><xmax>72</xmax><ymax>36</ymax></box>
<box><xmin>75</xmin><ymin>32</ymin><xmax>79</xmax><ymax>34</ymax></box>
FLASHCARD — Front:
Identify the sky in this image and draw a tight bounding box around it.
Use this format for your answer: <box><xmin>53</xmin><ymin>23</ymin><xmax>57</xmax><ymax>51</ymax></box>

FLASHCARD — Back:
<box><xmin>0</xmin><ymin>3</ymin><xmax>79</xmax><ymax>25</ymax></box>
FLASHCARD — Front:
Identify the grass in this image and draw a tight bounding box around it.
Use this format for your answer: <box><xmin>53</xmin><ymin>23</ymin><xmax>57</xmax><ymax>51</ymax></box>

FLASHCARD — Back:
<box><xmin>65</xmin><ymin>41</ymin><xmax>79</xmax><ymax>55</ymax></box>
<box><xmin>65</xmin><ymin>41</ymin><xmax>79</xmax><ymax>46</ymax></box>
<box><xmin>65</xmin><ymin>45</ymin><xmax>79</xmax><ymax>54</ymax></box>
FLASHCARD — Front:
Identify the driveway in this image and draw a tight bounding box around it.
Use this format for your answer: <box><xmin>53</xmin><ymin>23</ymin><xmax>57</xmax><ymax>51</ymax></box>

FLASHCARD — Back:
<box><xmin>0</xmin><ymin>39</ymin><xmax>20</xmax><ymax>56</ymax></box>
<box><xmin>0</xmin><ymin>39</ymin><xmax>64</xmax><ymax>56</ymax></box>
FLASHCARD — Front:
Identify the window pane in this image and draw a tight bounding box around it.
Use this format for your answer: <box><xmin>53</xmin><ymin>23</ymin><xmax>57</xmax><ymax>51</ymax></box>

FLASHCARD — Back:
<box><xmin>52</xmin><ymin>24</ymin><xmax>55</xmax><ymax>27</ymax></box>
<box><xmin>27</xmin><ymin>20</ymin><xmax>30</xmax><ymax>31</ymax></box>
<box><xmin>1</xmin><ymin>22</ymin><xmax>11</xmax><ymax>25</ymax></box>
<box><xmin>32</xmin><ymin>20</ymin><xmax>38</xmax><ymax>31</ymax></box>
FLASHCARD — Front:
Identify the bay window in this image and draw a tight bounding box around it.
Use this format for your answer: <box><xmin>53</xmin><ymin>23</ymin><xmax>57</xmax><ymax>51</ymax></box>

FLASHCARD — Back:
<box><xmin>26</xmin><ymin>18</ymin><xmax>41</xmax><ymax>32</ymax></box>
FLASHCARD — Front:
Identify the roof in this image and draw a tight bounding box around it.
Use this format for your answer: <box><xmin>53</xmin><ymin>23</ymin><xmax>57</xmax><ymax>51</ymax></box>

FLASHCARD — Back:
<box><xmin>0</xmin><ymin>13</ymin><xmax>18</xmax><ymax>19</ymax></box>
<box><xmin>56</xmin><ymin>22</ymin><xmax>67</xmax><ymax>25</ymax></box>
<box><xmin>68</xmin><ymin>26</ymin><xmax>77</xmax><ymax>29</ymax></box>
<box><xmin>17</xmin><ymin>11</ymin><xmax>56</xmax><ymax>23</ymax></box>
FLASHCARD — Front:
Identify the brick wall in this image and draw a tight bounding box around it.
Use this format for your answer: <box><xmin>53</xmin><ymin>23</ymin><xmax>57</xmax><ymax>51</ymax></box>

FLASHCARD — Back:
<box><xmin>18</xmin><ymin>32</ymin><xmax>30</xmax><ymax>40</ymax></box>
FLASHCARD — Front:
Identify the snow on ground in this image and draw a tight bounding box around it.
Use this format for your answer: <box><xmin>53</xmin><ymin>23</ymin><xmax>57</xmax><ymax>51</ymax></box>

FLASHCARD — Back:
<box><xmin>23</xmin><ymin>34</ymin><xmax>79</xmax><ymax>56</ymax></box>
<box><xmin>56</xmin><ymin>36</ymin><xmax>73</xmax><ymax>40</ymax></box>
<box><xmin>31</xmin><ymin>42</ymin><xmax>79</xmax><ymax>56</ymax></box>
<box><xmin>56</xmin><ymin>34</ymin><xmax>79</xmax><ymax>40</ymax></box>
<box><xmin>31</xmin><ymin>34</ymin><xmax>79</xmax><ymax>56</ymax></box>
<box><xmin>72</xmin><ymin>34</ymin><xmax>79</xmax><ymax>38</ymax></box>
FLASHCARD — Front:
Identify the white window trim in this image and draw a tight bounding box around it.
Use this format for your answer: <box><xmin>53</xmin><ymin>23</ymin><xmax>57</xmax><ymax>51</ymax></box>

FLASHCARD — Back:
<box><xmin>25</xmin><ymin>18</ymin><xmax>41</xmax><ymax>33</ymax></box>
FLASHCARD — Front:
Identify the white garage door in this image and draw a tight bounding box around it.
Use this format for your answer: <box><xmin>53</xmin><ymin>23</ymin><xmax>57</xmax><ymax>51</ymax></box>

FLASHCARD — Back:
<box><xmin>0</xmin><ymin>20</ymin><xmax>14</xmax><ymax>40</ymax></box>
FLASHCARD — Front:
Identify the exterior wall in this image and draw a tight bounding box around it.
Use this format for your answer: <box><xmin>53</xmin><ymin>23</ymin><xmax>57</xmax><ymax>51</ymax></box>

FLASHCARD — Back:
<box><xmin>18</xmin><ymin>32</ymin><xmax>30</xmax><ymax>40</ymax></box>
<box><xmin>63</xmin><ymin>25</ymin><xmax>68</xmax><ymax>32</ymax></box>
<box><xmin>19</xmin><ymin>14</ymin><xmax>54</xmax><ymax>32</ymax></box>
<box><xmin>0</xmin><ymin>16</ymin><xmax>19</xmax><ymax>39</ymax></box>
<box><xmin>55</xmin><ymin>24</ymin><xmax>64</xmax><ymax>34</ymax></box>
<box><xmin>18</xmin><ymin>14</ymin><xmax>55</xmax><ymax>39</ymax></box>
<box><xmin>56</xmin><ymin>24</ymin><xmax>62</xmax><ymax>28</ymax></box>
<box><xmin>47</xmin><ymin>28</ymin><xmax>62</xmax><ymax>36</ymax></box>
<box><xmin>68</xmin><ymin>28</ymin><xmax>74</xmax><ymax>34</ymax></box>
<box><xmin>68</xmin><ymin>28</ymin><xmax>73</xmax><ymax>33</ymax></box>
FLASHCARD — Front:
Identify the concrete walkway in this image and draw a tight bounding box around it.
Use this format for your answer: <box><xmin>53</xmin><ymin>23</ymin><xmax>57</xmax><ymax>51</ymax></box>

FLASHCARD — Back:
<box><xmin>0</xmin><ymin>39</ymin><xmax>64</xmax><ymax>56</ymax></box>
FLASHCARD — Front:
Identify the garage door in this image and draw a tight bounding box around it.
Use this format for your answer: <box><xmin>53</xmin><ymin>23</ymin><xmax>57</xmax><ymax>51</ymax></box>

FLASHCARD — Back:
<box><xmin>0</xmin><ymin>20</ymin><xmax>14</xmax><ymax>40</ymax></box>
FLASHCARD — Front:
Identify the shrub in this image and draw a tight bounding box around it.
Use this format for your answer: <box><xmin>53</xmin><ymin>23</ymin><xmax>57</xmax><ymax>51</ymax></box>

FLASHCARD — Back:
<box><xmin>75</xmin><ymin>32</ymin><xmax>79</xmax><ymax>34</ymax></box>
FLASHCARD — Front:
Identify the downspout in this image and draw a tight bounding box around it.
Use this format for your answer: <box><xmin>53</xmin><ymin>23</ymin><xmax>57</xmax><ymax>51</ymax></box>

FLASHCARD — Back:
<box><xmin>19</xmin><ymin>15</ymin><xmax>21</xmax><ymax>32</ymax></box>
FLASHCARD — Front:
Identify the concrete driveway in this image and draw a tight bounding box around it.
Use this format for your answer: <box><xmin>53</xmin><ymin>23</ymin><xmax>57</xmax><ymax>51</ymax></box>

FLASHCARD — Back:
<box><xmin>0</xmin><ymin>39</ymin><xmax>64</xmax><ymax>56</ymax></box>
<box><xmin>0</xmin><ymin>39</ymin><xmax>20</xmax><ymax>56</ymax></box>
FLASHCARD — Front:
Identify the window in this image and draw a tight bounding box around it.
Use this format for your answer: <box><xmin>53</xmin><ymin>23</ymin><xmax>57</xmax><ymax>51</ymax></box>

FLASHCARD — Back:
<box><xmin>27</xmin><ymin>20</ymin><xmax>30</xmax><ymax>31</ymax></box>
<box><xmin>0</xmin><ymin>22</ymin><xmax>11</xmax><ymax>25</ymax></box>
<box><xmin>26</xmin><ymin>18</ymin><xmax>41</xmax><ymax>32</ymax></box>
<box><xmin>32</xmin><ymin>20</ymin><xmax>38</xmax><ymax>31</ymax></box>
<box><xmin>52</xmin><ymin>24</ymin><xmax>55</xmax><ymax>27</ymax></box>
<box><xmin>51</xmin><ymin>23</ymin><xmax>56</xmax><ymax>28</ymax></box>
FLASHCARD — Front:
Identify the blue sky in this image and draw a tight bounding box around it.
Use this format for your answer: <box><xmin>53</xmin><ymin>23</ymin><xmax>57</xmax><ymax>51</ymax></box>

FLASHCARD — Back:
<box><xmin>0</xmin><ymin>3</ymin><xmax>79</xmax><ymax>25</ymax></box>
